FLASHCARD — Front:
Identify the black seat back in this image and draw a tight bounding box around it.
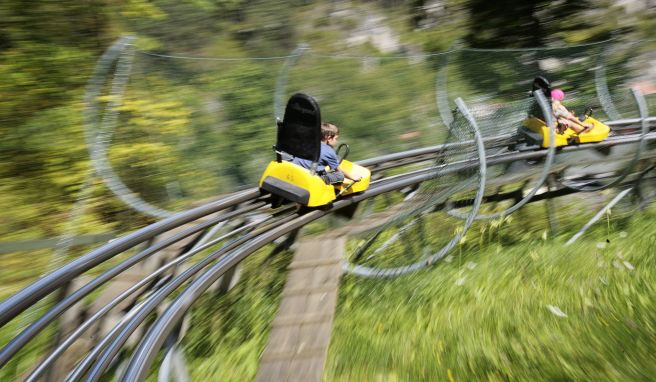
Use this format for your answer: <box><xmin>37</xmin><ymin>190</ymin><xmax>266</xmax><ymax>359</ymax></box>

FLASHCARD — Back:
<box><xmin>531</xmin><ymin>76</ymin><xmax>551</xmax><ymax>96</ymax></box>
<box><xmin>276</xmin><ymin>93</ymin><xmax>321</xmax><ymax>162</ymax></box>
<box><xmin>528</xmin><ymin>76</ymin><xmax>552</xmax><ymax>120</ymax></box>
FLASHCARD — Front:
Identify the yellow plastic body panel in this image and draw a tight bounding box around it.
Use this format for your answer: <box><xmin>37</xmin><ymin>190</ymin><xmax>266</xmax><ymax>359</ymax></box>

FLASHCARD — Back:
<box><xmin>259</xmin><ymin>161</ymin><xmax>335</xmax><ymax>207</ymax></box>
<box><xmin>523</xmin><ymin>117</ymin><xmax>573</xmax><ymax>148</ymax></box>
<box><xmin>574</xmin><ymin>117</ymin><xmax>610</xmax><ymax>144</ymax></box>
<box><xmin>333</xmin><ymin>160</ymin><xmax>371</xmax><ymax>195</ymax></box>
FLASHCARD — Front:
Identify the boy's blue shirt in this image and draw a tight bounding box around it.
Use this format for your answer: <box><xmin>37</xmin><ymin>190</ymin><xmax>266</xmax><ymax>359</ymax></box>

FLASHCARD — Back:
<box><xmin>290</xmin><ymin>143</ymin><xmax>340</xmax><ymax>173</ymax></box>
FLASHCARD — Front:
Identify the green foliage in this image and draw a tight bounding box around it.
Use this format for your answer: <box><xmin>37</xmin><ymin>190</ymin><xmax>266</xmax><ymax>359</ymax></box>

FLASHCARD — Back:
<box><xmin>109</xmin><ymin>86</ymin><xmax>223</xmax><ymax>206</ymax></box>
<box><xmin>209</xmin><ymin>62</ymin><xmax>277</xmax><ymax>185</ymax></box>
<box><xmin>462</xmin><ymin>0</ymin><xmax>621</xmax><ymax>48</ymax></box>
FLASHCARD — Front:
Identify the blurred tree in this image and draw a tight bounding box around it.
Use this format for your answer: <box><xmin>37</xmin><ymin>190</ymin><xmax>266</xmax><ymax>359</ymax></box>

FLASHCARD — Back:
<box><xmin>212</xmin><ymin>63</ymin><xmax>276</xmax><ymax>185</ymax></box>
<box><xmin>409</xmin><ymin>0</ymin><xmax>469</xmax><ymax>53</ymax></box>
<box><xmin>0</xmin><ymin>0</ymin><xmax>649</xmax><ymax>244</ymax></box>
<box><xmin>464</xmin><ymin>0</ymin><xmax>602</xmax><ymax>48</ymax></box>
<box><xmin>0</xmin><ymin>0</ymin><xmax>170</xmax><ymax>239</ymax></box>
<box><xmin>452</xmin><ymin>0</ymin><xmax>627</xmax><ymax>98</ymax></box>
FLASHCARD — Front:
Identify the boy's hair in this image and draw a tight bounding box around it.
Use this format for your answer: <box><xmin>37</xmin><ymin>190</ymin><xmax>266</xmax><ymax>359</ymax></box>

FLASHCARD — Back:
<box><xmin>321</xmin><ymin>122</ymin><xmax>339</xmax><ymax>141</ymax></box>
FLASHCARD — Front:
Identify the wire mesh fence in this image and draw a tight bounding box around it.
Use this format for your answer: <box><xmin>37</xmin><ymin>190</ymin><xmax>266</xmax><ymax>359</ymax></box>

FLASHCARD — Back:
<box><xmin>96</xmin><ymin>38</ymin><xmax>655</xmax><ymax>218</ymax></box>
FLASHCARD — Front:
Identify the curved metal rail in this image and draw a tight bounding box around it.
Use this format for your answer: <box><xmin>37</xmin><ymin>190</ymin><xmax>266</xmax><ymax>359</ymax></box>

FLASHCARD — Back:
<box><xmin>344</xmin><ymin>97</ymin><xmax>487</xmax><ymax>278</ymax></box>
<box><xmin>273</xmin><ymin>44</ymin><xmax>309</xmax><ymax>120</ymax></box>
<box><xmin>447</xmin><ymin>89</ymin><xmax>557</xmax><ymax>220</ymax></box>
<box><xmin>0</xmin><ymin>189</ymin><xmax>262</xmax><ymax>338</ymax></box>
<box><xmin>25</xmin><ymin>209</ymin><xmax>281</xmax><ymax>382</ymax></box>
<box><xmin>83</xmin><ymin>36</ymin><xmax>178</xmax><ymax>219</ymax></box>
<box><xmin>594</xmin><ymin>42</ymin><xmax>623</xmax><ymax>121</ymax></box>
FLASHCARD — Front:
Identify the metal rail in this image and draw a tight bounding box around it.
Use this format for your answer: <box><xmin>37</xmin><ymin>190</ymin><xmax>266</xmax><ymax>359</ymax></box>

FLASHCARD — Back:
<box><xmin>24</xmin><ymin>208</ymin><xmax>282</xmax><ymax>382</ymax></box>
<box><xmin>68</xmin><ymin>212</ymin><xmax>301</xmax><ymax>381</ymax></box>
<box><xmin>447</xmin><ymin>89</ymin><xmax>556</xmax><ymax>220</ymax></box>
<box><xmin>0</xmin><ymin>189</ymin><xmax>261</xmax><ymax>329</ymax></box>
<box><xmin>344</xmin><ymin>97</ymin><xmax>488</xmax><ymax>278</ymax></box>
<box><xmin>2</xmin><ymin>200</ymin><xmax>272</xmax><ymax>370</ymax></box>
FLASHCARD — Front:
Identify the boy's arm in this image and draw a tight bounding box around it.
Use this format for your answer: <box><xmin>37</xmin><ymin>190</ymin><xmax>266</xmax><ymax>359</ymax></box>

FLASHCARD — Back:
<box><xmin>337</xmin><ymin>164</ymin><xmax>362</xmax><ymax>181</ymax></box>
<box><xmin>323</xmin><ymin>144</ymin><xmax>361</xmax><ymax>181</ymax></box>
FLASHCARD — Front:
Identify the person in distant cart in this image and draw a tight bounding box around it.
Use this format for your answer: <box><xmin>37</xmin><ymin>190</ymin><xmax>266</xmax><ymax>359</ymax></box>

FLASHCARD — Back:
<box><xmin>550</xmin><ymin>88</ymin><xmax>594</xmax><ymax>134</ymax></box>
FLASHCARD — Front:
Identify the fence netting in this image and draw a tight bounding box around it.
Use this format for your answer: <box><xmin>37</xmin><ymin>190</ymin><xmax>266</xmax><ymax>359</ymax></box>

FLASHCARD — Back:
<box><xmin>90</xmin><ymin>38</ymin><xmax>654</xmax><ymax>216</ymax></box>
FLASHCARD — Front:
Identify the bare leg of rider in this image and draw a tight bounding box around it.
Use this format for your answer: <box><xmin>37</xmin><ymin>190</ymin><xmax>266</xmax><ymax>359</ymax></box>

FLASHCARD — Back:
<box><xmin>559</xmin><ymin>119</ymin><xmax>582</xmax><ymax>133</ymax></box>
<box><xmin>559</xmin><ymin>118</ymin><xmax>592</xmax><ymax>134</ymax></box>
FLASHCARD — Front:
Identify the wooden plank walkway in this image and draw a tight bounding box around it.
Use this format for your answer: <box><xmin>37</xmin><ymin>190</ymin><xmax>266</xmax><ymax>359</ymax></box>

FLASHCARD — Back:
<box><xmin>255</xmin><ymin>237</ymin><xmax>345</xmax><ymax>382</ymax></box>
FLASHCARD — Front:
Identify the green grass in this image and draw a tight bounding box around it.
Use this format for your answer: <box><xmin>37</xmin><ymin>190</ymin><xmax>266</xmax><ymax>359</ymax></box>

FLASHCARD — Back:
<box><xmin>181</xmin><ymin>244</ymin><xmax>294</xmax><ymax>381</ymax></box>
<box><xmin>326</xmin><ymin>206</ymin><xmax>656</xmax><ymax>381</ymax></box>
<box><xmin>176</xmin><ymin>194</ymin><xmax>656</xmax><ymax>382</ymax></box>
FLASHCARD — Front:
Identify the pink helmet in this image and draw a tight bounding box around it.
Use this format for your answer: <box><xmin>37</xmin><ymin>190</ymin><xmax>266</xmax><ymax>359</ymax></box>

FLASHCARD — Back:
<box><xmin>551</xmin><ymin>88</ymin><xmax>565</xmax><ymax>101</ymax></box>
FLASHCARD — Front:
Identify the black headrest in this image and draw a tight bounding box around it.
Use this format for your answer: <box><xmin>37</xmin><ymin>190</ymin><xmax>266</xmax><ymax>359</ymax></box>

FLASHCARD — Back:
<box><xmin>277</xmin><ymin>93</ymin><xmax>321</xmax><ymax>162</ymax></box>
<box><xmin>531</xmin><ymin>76</ymin><xmax>551</xmax><ymax>96</ymax></box>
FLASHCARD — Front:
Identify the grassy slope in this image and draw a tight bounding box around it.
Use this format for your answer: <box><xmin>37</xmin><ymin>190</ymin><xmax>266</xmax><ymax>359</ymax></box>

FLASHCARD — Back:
<box><xmin>181</xmin><ymin>244</ymin><xmax>294</xmax><ymax>381</ymax></box>
<box><xmin>326</xmin><ymin>207</ymin><xmax>656</xmax><ymax>381</ymax></box>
